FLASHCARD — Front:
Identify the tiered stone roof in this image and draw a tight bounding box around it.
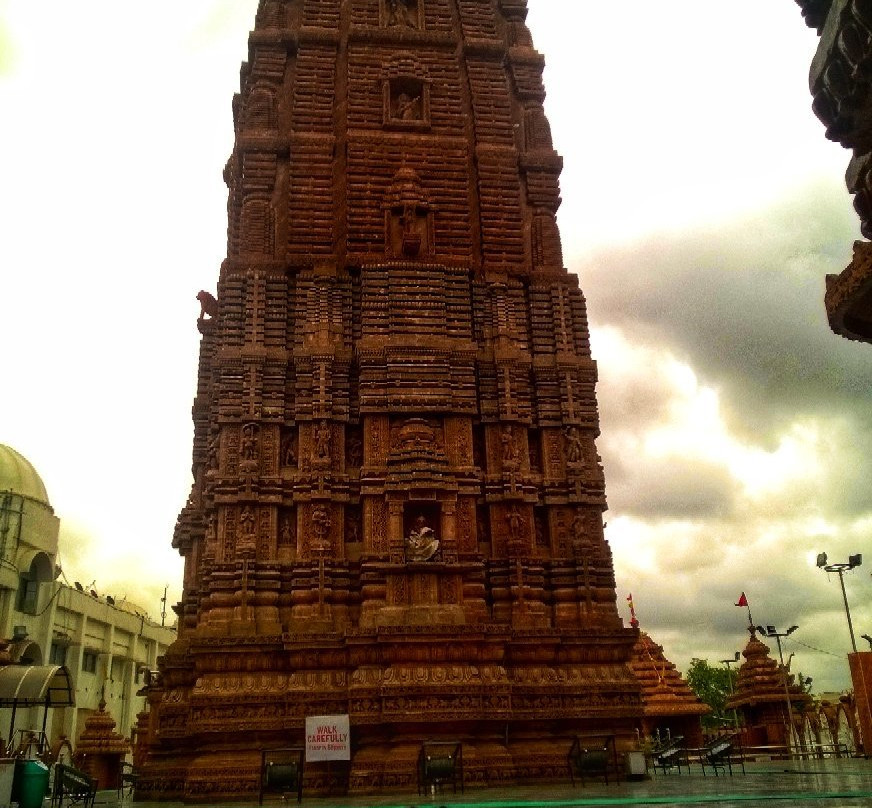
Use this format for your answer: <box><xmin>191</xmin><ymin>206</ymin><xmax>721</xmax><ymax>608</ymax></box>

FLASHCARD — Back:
<box><xmin>630</xmin><ymin>632</ymin><xmax>709</xmax><ymax>718</ymax></box>
<box><xmin>76</xmin><ymin>699</ymin><xmax>130</xmax><ymax>757</ymax></box>
<box><xmin>726</xmin><ymin>631</ymin><xmax>811</xmax><ymax>711</ymax></box>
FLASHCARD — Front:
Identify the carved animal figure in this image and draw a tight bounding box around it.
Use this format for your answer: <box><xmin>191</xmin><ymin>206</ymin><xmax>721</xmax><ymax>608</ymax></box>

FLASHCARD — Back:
<box><xmin>197</xmin><ymin>290</ymin><xmax>219</xmax><ymax>319</ymax></box>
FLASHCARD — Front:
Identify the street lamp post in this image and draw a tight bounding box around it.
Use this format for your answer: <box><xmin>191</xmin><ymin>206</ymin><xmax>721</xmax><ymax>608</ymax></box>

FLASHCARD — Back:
<box><xmin>756</xmin><ymin>624</ymin><xmax>800</xmax><ymax>754</ymax></box>
<box><xmin>818</xmin><ymin>553</ymin><xmax>872</xmax><ymax>755</ymax></box>
<box><xmin>720</xmin><ymin>651</ymin><xmax>740</xmax><ymax>729</ymax></box>
<box><xmin>816</xmin><ymin>553</ymin><xmax>862</xmax><ymax>653</ymax></box>
<box><xmin>756</xmin><ymin>625</ymin><xmax>799</xmax><ymax>666</ymax></box>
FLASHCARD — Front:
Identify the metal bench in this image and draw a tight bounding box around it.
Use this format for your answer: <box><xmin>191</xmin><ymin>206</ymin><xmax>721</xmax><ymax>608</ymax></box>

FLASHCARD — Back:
<box><xmin>51</xmin><ymin>763</ymin><xmax>96</xmax><ymax>808</ymax></box>
<box><xmin>649</xmin><ymin>736</ymin><xmax>686</xmax><ymax>775</ymax></box>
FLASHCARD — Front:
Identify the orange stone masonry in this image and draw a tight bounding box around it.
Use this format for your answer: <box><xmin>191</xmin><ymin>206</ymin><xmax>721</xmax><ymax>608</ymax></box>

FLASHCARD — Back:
<box><xmin>140</xmin><ymin>0</ymin><xmax>643</xmax><ymax>799</ymax></box>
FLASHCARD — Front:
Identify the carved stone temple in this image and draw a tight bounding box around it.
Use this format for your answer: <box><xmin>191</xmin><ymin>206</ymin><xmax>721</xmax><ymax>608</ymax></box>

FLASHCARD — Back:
<box><xmin>140</xmin><ymin>0</ymin><xmax>644</xmax><ymax>798</ymax></box>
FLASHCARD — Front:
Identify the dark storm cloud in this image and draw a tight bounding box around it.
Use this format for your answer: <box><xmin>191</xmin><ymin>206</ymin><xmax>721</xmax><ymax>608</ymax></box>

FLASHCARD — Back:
<box><xmin>578</xmin><ymin>179</ymin><xmax>868</xmax><ymax>442</ymax></box>
<box><xmin>607</xmin><ymin>454</ymin><xmax>740</xmax><ymax>520</ymax></box>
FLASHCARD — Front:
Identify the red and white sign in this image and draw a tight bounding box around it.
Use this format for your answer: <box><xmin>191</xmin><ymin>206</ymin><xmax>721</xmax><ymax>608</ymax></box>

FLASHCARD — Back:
<box><xmin>305</xmin><ymin>714</ymin><xmax>351</xmax><ymax>761</ymax></box>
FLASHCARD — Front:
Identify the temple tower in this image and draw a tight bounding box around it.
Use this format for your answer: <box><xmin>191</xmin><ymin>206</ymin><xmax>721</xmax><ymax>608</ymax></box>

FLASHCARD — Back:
<box><xmin>142</xmin><ymin>0</ymin><xmax>642</xmax><ymax>798</ymax></box>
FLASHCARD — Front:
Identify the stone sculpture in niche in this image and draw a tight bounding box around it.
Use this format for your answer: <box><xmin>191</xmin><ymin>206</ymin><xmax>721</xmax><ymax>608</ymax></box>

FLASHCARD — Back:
<box><xmin>312</xmin><ymin>420</ymin><xmax>331</xmax><ymax>466</ymax></box>
<box><xmin>241</xmin><ymin>423</ymin><xmax>259</xmax><ymax>472</ymax></box>
<box><xmin>280</xmin><ymin>515</ymin><xmax>294</xmax><ymax>545</ymax></box>
<box><xmin>311</xmin><ymin>504</ymin><xmax>331</xmax><ymax>547</ymax></box>
<box><xmin>281</xmin><ymin>430</ymin><xmax>297</xmax><ymax>467</ymax></box>
<box><xmin>506</xmin><ymin>505</ymin><xmax>523</xmax><ymax>542</ymax></box>
<box><xmin>405</xmin><ymin>514</ymin><xmax>439</xmax><ymax>562</ymax></box>
<box><xmin>241</xmin><ymin>505</ymin><xmax>256</xmax><ymax>536</ymax></box>
<box><xmin>501</xmin><ymin>425</ymin><xmax>520</xmax><ymax>468</ymax></box>
<box><xmin>385</xmin><ymin>168</ymin><xmax>432</xmax><ymax>258</ymax></box>
<box><xmin>564</xmin><ymin>426</ymin><xmax>584</xmax><ymax>465</ymax></box>
<box><xmin>387</xmin><ymin>0</ymin><xmax>419</xmax><ymax>28</ymax></box>
<box><xmin>384</xmin><ymin>76</ymin><xmax>429</xmax><ymax>130</ymax></box>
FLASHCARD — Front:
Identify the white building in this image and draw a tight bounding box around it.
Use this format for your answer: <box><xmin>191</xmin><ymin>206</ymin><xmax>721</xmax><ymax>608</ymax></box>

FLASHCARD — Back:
<box><xmin>0</xmin><ymin>444</ymin><xmax>175</xmax><ymax>752</ymax></box>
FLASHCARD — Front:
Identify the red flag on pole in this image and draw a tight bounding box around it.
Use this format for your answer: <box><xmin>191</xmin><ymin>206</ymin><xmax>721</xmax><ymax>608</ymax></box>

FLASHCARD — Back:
<box><xmin>735</xmin><ymin>592</ymin><xmax>753</xmax><ymax>629</ymax></box>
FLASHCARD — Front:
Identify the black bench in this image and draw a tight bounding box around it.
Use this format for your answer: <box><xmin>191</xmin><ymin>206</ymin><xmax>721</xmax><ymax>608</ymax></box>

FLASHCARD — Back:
<box><xmin>417</xmin><ymin>741</ymin><xmax>463</xmax><ymax>795</ymax></box>
<box><xmin>51</xmin><ymin>763</ymin><xmax>96</xmax><ymax>808</ymax></box>
<box><xmin>259</xmin><ymin>748</ymin><xmax>304</xmax><ymax>804</ymax></box>
<box><xmin>568</xmin><ymin>735</ymin><xmax>617</xmax><ymax>786</ymax></box>
<box><xmin>650</xmin><ymin>736</ymin><xmax>686</xmax><ymax>775</ymax></box>
<box><xmin>699</xmin><ymin>735</ymin><xmax>744</xmax><ymax>776</ymax></box>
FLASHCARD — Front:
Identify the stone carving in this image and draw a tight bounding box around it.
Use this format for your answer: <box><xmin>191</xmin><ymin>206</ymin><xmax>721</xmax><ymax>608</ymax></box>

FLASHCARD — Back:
<box><xmin>312</xmin><ymin>420</ymin><xmax>331</xmax><ymax>467</ymax></box>
<box><xmin>240</xmin><ymin>506</ymin><xmax>256</xmax><ymax>536</ymax></box>
<box><xmin>346</xmin><ymin>429</ymin><xmax>363</xmax><ymax>467</ymax></box>
<box><xmin>281</xmin><ymin>430</ymin><xmax>297</xmax><ymax>467</ymax></box>
<box><xmin>394</xmin><ymin>417</ymin><xmax>436</xmax><ymax>452</ymax></box>
<box><xmin>311</xmin><ymin>504</ymin><xmax>331</xmax><ymax>548</ymax></box>
<box><xmin>240</xmin><ymin>423</ymin><xmax>260</xmax><ymax>472</ymax></box>
<box><xmin>206</xmin><ymin>430</ymin><xmax>220</xmax><ymax>472</ymax></box>
<box><xmin>197</xmin><ymin>290</ymin><xmax>218</xmax><ymax>320</ymax></box>
<box><xmin>564</xmin><ymin>426</ymin><xmax>584</xmax><ymax>465</ymax></box>
<box><xmin>501</xmin><ymin>424</ymin><xmax>520</xmax><ymax>469</ymax></box>
<box><xmin>387</xmin><ymin>0</ymin><xmax>418</xmax><ymax>28</ymax></box>
<box><xmin>279</xmin><ymin>513</ymin><xmax>295</xmax><ymax>545</ymax></box>
<box><xmin>506</xmin><ymin>505</ymin><xmax>524</xmax><ymax>546</ymax></box>
<box><xmin>404</xmin><ymin>514</ymin><xmax>439</xmax><ymax>562</ymax></box>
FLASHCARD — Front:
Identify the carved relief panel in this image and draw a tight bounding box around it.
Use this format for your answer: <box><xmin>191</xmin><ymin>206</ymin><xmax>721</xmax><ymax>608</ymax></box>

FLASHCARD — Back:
<box><xmin>365</xmin><ymin>498</ymin><xmax>388</xmax><ymax>556</ymax></box>
<box><xmin>281</xmin><ymin>427</ymin><xmax>298</xmax><ymax>469</ymax></box>
<box><xmin>366</xmin><ymin>415</ymin><xmax>390</xmax><ymax>468</ymax></box>
<box><xmin>304</xmin><ymin>501</ymin><xmax>334</xmax><ymax>557</ymax></box>
<box><xmin>278</xmin><ymin>507</ymin><xmax>297</xmax><ymax>562</ymax></box>
<box><xmin>384</xmin><ymin>168</ymin><xmax>434</xmax><ymax>258</ymax></box>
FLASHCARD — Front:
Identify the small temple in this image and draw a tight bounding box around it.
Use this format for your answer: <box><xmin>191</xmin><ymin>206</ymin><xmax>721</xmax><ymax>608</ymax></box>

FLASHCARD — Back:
<box><xmin>629</xmin><ymin>631</ymin><xmax>708</xmax><ymax>747</ymax></box>
<box><xmin>726</xmin><ymin>630</ymin><xmax>812</xmax><ymax>749</ymax></box>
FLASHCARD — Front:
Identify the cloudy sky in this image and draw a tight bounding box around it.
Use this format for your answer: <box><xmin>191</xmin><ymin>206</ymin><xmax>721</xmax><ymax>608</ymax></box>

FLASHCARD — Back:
<box><xmin>1</xmin><ymin>2</ymin><xmax>869</xmax><ymax>693</ymax></box>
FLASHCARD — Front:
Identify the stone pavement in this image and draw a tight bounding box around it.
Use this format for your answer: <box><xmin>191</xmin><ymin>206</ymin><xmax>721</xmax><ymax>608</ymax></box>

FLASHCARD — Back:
<box><xmin>93</xmin><ymin>759</ymin><xmax>872</xmax><ymax>808</ymax></box>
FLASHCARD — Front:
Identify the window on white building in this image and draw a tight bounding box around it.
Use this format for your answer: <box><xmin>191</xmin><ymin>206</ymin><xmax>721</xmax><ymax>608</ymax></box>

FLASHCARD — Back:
<box><xmin>82</xmin><ymin>651</ymin><xmax>98</xmax><ymax>673</ymax></box>
<box><xmin>49</xmin><ymin>643</ymin><xmax>67</xmax><ymax>666</ymax></box>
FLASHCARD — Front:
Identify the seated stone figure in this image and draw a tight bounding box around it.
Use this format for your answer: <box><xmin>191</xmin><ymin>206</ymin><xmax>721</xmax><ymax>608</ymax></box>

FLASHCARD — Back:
<box><xmin>405</xmin><ymin>515</ymin><xmax>439</xmax><ymax>561</ymax></box>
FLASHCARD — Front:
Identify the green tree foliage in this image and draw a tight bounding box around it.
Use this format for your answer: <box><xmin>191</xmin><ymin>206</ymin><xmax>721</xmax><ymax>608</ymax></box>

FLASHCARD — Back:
<box><xmin>686</xmin><ymin>658</ymin><xmax>738</xmax><ymax>728</ymax></box>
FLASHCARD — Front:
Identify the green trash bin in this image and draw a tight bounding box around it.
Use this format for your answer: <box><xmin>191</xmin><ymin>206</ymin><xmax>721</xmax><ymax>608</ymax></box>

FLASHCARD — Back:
<box><xmin>11</xmin><ymin>759</ymin><xmax>49</xmax><ymax>808</ymax></box>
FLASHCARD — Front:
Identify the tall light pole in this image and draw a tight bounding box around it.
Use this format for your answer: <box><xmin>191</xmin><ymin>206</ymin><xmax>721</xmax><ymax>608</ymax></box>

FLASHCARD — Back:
<box><xmin>720</xmin><ymin>651</ymin><xmax>740</xmax><ymax>729</ymax></box>
<box><xmin>818</xmin><ymin>553</ymin><xmax>871</xmax><ymax>755</ymax></box>
<box><xmin>756</xmin><ymin>625</ymin><xmax>798</xmax><ymax>666</ymax></box>
<box><xmin>756</xmin><ymin>624</ymin><xmax>800</xmax><ymax>753</ymax></box>
<box><xmin>816</xmin><ymin>553</ymin><xmax>862</xmax><ymax>653</ymax></box>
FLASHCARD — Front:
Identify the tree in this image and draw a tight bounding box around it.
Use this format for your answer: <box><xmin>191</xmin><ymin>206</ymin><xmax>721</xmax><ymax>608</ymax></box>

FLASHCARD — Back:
<box><xmin>685</xmin><ymin>658</ymin><xmax>738</xmax><ymax>728</ymax></box>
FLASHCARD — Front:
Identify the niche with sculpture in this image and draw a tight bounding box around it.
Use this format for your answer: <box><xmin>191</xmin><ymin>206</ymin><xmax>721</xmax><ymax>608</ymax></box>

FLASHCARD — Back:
<box><xmin>382</xmin><ymin>0</ymin><xmax>422</xmax><ymax>30</ymax></box>
<box><xmin>384</xmin><ymin>77</ymin><xmax>430</xmax><ymax>130</ymax></box>
<box><xmin>384</xmin><ymin>168</ymin><xmax>434</xmax><ymax>258</ymax></box>
<box><xmin>403</xmin><ymin>504</ymin><xmax>440</xmax><ymax>562</ymax></box>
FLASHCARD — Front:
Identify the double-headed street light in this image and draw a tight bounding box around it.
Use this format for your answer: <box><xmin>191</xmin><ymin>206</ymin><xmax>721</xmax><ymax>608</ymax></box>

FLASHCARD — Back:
<box><xmin>756</xmin><ymin>624</ymin><xmax>798</xmax><ymax>666</ymax></box>
<box><xmin>755</xmin><ymin>624</ymin><xmax>800</xmax><ymax>750</ymax></box>
<box><xmin>720</xmin><ymin>651</ymin><xmax>741</xmax><ymax>728</ymax></box>
<box><xmin>816</xmin><ymin>553</ymin><xmax>862</xmax><ymax>653</ymax></box>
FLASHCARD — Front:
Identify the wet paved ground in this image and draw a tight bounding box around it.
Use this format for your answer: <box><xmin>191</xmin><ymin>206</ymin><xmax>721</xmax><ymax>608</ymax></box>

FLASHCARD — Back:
<box><xmin>91</xmin><ymin>759</ymin><xmax>872</xmax><ymax>808</ymax></box>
